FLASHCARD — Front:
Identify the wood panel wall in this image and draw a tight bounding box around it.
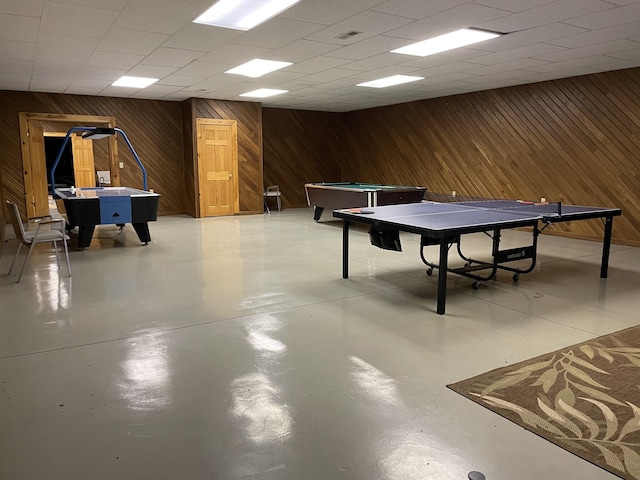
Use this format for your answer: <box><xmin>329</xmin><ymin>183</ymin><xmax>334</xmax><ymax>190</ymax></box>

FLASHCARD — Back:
<box><xmin>262</xmin><ymin>108</ymin><xmax>343</xmax><ymax>208</ymax></box>
<box><xmin>0</xmin><ymin>170</ymin><xmax>5</xmax><ymax>255</ymax></box>
<box><xmin>341</xmin><ymin>68</ymin><xmax>640</xmax><ymax>246</ymax></box>
<box><xmin>181</xmin><ymin>99</ymin><xmax>197</xmax><ymax>217</ymax></box>
<box><xmin>0</xmin><ymin>92</ymin><xmax>185</xmax><ymax>218</ymax></box>
<box><xmin>189</xmin><ymin>99</ymin><xmax>262</xmax><ymax>215</ymax></box>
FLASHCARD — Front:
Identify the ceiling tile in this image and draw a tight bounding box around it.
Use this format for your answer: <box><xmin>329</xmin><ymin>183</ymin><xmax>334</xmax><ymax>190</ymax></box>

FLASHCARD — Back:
<box><xmin>0</xmin><ymin>14</ymin><xmax>40</xmax><ymax>42</ymax></box>
<box><xmin>199</xmin><ymin>44</ymin><xmax>272</xmax><ymax>65</ymax></box>
<box><xmin>386</xmin><ymin>3</ymin><xmax>511</xmax><ymax>41</ymax></box>
<box><xmin>97</xmin><ymin>28</ymin><xmax>169</xmax><ymax>56</ymax></box>
<box><xmin>372</xmin><ymin>0</ymin><xmax>471</xmax><ymax>19</ymax></box>
<box><xmin>535</xmin><ymin>39</ymin><xmax>640</xmax><ymax>62</ymax></box>
<box><xmin>33</xmin><ymin>54</ymin><xmax>85</xmax><ymax>75</ymax></box>
<box><xmin>36</xmin><ymin>33</ymin><xmax>99</xmax><ymax>58</ymax></box>
<box><xmin>158</xmin><ymin>74</ymin><xmax>206</xmax><ymax>87</ymax></box>
<box><xmin>53</xmin><ymin>0</ymin><xmax>128</xmax><ymax>11</ymax></box>
<box><xmin>283</xmin><ymin>0</ymin><xmax>383</xmax><ymax>24</ymax></box>
<box><xmin>305</xmin><ymin>11</ymin><xmax>413</xmax><ymax>45</ymax></box>
<box><xmin>142</xmin><ymin>47</ymin><xmax>205</xmax><ymax>68</ymax></box>
<box><xmin>76</xmin><ymin>65</ymin><xmax>127</xmax><ymax>81</ymax></box>
<box><xmin>40</xmin><ymin>2</ymin><xmax>118</xmax><ymax>39</ymax></box>
<box><xmin>114</xmin><ymin>0</ymin><xmax>212</xmax><ymax>35</ymax></box>
<box><xmin>341</xmin><ymin>53</ymin><xmax>409</xmax><ymax>72</ymax></box>
<box><xmin>126</xmin><ymin>65</ymin><xmax>178</xmax><ymax>79</ymax></box>
<box><xmin>0</xmin><ymin>59</ymin><xmax>33</xmax><ymax>74</ymax></box>
<box><xmin>470</xmin><ymin>43</ymin><xmax>567</xmax><ymax>65</ymax></box>
<box><xmin>565</xmin><ymin>2</ymin><xmax>640</xmax><ymax>29</ymax></box>
<box><xmin>480</xmin><ymin>0</ymin><xmax>616</xmax><ymax>32</ymax></box>
<box><xmin>546</xmin><ymin>22</ymin><xmax>640</xmax><ymax>48</ymax></box>
<box><xmin>268</xmin><ymin>40</ymin><xmax>342</xmax><ymax>63</ymax></box>
<box><xmin>87</xmin><ymin>51</ymin><xmax>145</xmax><ymax>70</ymax></box>
<box><xmin>232</xmin><ymin>17</ymin><xmax>325</xmax><ymax>49</ymax></box>
<box><xmin>0</xmin><ymin>40</ymin><xmax>36</xmax><ymax>61</ymax></box>
<box><xmin>473</xmin><ymin>0</ymin><xmax>555</xmax><ymax>11</ymax></box>
<box><xmin>0</xmin><ymin>0</ymin><xmax>44</xmax><ymax>16</ymax></box>
<box><xmin>163</xmin><ymin>23</ymin><xmax>241</xmax><ymax>51</ymax></box>
<box><xmin>324</xmin><ymin>35</ymin><xmax>410</xmax><ymax>60</ymax></box>
<box><xmin>174</xmin><ymin>61</ymin><xmax>228</xmax><ymax>77</ymax></box>
<box><xmin>287</xmin><ymin>56</ymin><xmax>352</xmax><ymax>74</ymax></box>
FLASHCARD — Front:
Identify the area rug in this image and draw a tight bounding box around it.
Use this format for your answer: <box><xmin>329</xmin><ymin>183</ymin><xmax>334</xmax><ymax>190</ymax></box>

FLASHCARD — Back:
<box><xmin>448</xmin><ymin>325</ymin><xmax>640</xmax><ymax>479</ymax></box>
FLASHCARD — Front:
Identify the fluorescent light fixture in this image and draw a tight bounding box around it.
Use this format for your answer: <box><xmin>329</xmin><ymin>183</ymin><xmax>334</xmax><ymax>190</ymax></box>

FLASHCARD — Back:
<box><xmin>194</xmin><ymin>0</ymin><xmax>300</xmax><ymax>31</ymax></box>
<box><xmin>240</xmin><ymin>88</ymin><xmax>288</xmax><ymax>98</ymax></box>
<box><xmin>391</xmin><ymin>28</ymin><xmax>501</xmax><ymax>57</ymax></box>
<box><xmin>225</xmin><ymin>59</ymin><xmax>292</xmax><ymax>78</ymax></box>
<box><xmin>357</xmin><ymin>75</ymin><xmax>424</xmax><ymax>88</ymax></box>
<box><xmin>112</xmin><ymin>76</ymin><xmax>159</xmax><ymax>88</ymax></box>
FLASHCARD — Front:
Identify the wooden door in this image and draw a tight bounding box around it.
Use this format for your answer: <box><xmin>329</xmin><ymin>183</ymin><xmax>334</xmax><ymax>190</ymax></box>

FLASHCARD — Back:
<box><xmin>197</xmin><ymin>119</ymin><xmax>239</xmax><ymax>217</ymax></box>
<box><xmin>71</xmin><ymin>135</ymin><xmax>96</xmax><ymax>188</ymax></box>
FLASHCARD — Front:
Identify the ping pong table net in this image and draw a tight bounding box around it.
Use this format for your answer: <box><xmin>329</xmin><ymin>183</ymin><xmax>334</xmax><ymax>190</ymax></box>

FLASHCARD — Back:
<box><xmin>424</xmin><ymin>192</ymin><xmax>562</xmax><ymax>216</ymax></box>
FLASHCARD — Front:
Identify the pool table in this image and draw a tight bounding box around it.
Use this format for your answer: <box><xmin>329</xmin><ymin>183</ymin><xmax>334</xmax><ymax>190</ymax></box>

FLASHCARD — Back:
<box><xmin>305</xmin><ymin>182</ymin><xmax>427</xmax><ymax>221</ymax></box>
<box><xmin>55</xmin><ymin>187</ymin><xmax>160</xmax><ymax>248</ymax></box>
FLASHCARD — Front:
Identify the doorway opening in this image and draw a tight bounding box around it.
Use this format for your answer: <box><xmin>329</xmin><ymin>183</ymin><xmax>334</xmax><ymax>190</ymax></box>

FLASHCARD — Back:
<box><xmin>44</xmin><ymin>137</ymin><xmax>74</xmax><ymax>192</ymax></box>
<box><xmin>18</xmin><ymin>113</ymin><xmax>117</xmax><ymax>219</ymax></box>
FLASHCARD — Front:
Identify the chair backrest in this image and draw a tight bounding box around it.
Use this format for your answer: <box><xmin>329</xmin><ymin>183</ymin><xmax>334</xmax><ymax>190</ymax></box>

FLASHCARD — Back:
<box><xmin>97</xmin><ymin>170</ymin><xmax>111</xmax><ymax>186</ymax></box>
<box><xmin>5</xmin><ymin>200</ymin><xmax>27</xmax><ymax>244</ymax></box>
<box><xmin>265</xmin><ymin>185</ymin><xmax>280</xmax><ymax>195</ymax></box>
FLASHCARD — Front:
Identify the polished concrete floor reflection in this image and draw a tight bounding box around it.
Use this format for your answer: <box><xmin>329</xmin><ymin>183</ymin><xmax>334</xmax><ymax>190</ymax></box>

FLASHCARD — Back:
<box><xmin>1</xmin><ymin>209</ymin><xmax>638</xmax><ymax>480</ymax></box>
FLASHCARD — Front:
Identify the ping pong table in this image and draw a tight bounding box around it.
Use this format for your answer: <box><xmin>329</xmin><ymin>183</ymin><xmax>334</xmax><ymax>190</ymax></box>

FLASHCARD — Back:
<box><xmin>333</xmin><ymin>194</ymin><xmax>621</xmax><ymax>315</ymax></box>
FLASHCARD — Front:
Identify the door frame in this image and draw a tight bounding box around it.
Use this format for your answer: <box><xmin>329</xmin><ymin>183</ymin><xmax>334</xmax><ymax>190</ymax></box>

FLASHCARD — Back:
<box><xmin>18</xmin><ymin>112</ymin><xmax>118</xmax><ymax>219</ymax></box>
<box><xmin>195</xmin><ymin>118</ymin><xmax>239</xmax><ymax>218</ymax></box>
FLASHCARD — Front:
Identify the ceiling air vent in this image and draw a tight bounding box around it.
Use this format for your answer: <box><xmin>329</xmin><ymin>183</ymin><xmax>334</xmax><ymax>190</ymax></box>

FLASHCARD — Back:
<box><xmin>336</xmin><ymin>30</ymin><xmax>362</xmax><ymax>40</ymax></box>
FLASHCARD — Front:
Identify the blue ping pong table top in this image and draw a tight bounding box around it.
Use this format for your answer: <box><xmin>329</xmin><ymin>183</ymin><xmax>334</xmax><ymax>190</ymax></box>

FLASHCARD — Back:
<box><xmin>334</xmin><ymin>199</ymin><xmax>620</xmax><ymax>232</ymax></box>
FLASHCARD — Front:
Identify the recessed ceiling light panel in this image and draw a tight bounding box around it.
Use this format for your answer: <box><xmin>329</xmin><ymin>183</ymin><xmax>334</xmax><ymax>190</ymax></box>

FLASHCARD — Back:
<box><xmin>391</xmin><ymin>28</ymin><xmax>501</xmax><ymax>57</ymax></box>
<box><xmin>194</xmin><ymin>0</ymin><xmax>300</xmax><ymax>31</ymax></box>
<box><xmin>112</xmin><ymin>76</ymin><xmax>159</xmax><ymax>88</ymax></box>
<box><xmin>357</xmin><ymin>75</ymin><xmax>424</xmax><ymax>88</ymax></box>
<box><xmin>225</xmin><ymin>59</ymin><xmax>292</xmax><ymax>78</ymax></box>
<box><xmin>240</xmin><ymin>88</ymin><xmax>288</xmax><ymax>98</ymax></box>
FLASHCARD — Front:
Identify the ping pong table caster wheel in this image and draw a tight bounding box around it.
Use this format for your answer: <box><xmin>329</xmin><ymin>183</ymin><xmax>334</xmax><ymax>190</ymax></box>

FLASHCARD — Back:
<box><xmin>426</xmin><ymin>267</ymin><xmax>433</xmax><ymax>276</ymax></box>
<box><xmin>472</xmin><ymin>281</ymin><xmax>480</xmax><ymax>290</ymax></box>
<box><xmin>512</xmin><ymin>273</ymin><xmax>520</xmax><ymax>282</ymax></box>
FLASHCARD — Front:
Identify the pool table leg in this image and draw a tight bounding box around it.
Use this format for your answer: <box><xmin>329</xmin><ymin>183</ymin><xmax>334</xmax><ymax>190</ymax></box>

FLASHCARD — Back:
<box><xmin>132</xmin><ymin>222</ymin><xmax>151</xmax><ymax>245</ymax></box>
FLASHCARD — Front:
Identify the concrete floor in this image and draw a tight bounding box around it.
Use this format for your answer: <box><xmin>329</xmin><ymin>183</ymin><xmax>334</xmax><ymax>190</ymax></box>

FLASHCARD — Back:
<box><xmin>0</xmin><ymin>208</ymin><xmax>638</xmax><ymax>480</ymax></box>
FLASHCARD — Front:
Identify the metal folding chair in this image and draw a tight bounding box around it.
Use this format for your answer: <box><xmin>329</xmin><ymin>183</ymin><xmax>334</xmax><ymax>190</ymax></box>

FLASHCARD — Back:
<box><xmin>5</xmin><ymin>200</ymin><xmax>71</xmax><ymax>283</ymax></box>
<box><xmin>263</xmin><ymin>185</ymin><xmax>282</xmax><ymax>213</ymax></box>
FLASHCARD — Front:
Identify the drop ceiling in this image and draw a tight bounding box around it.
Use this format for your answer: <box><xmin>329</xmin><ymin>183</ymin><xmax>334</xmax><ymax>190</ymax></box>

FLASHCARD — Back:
<box><xmin>1</xmin><ymin>0</ymin><xmax>639</xmax><ymax>112</ymax></box>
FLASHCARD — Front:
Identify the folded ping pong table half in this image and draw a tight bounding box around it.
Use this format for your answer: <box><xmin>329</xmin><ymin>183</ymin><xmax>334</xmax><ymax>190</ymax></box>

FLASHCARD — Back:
<box><xmin>333</xmin><ymin>198</ymin><xmax>621</xmax><ymax>315</ymax></box>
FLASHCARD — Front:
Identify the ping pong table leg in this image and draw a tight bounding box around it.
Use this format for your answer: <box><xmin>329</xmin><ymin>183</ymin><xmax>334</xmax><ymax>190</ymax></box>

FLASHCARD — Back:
<box><xmin>600</xmin><ymin>216</ymin><xmax>614</xmax><ymax>278</ymax></box>
<box><xmin>342</xmin><ymin>220</ymin><xmax>350</xmax><ymax>279</ymax></box>
<box><xmin>437</xmin><ymin>237</ymin><xmax>448</xmax><ymax>315</ymax></box>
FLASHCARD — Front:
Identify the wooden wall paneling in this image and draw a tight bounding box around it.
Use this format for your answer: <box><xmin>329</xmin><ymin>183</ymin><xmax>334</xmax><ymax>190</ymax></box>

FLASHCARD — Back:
<box><xmin>263</xmin><ymin>108</ymin><xmax>343</xmax><ymax>208</ymax></box>
<box><xmin>192</xmin><ymin>99</ymin><xmax>262</xmax><ymax>213</ymax></box>
<box><xmin>0</xmin><ymin>92</ymin><xmax>185</xmax><ymax>217</ymax></box>
<box><xmin>0</xmin><ymin>170</ymin><xmax>5</xmax><ymax>255</ymax></box>
<box><xmin>181</xmin><ymin>99</ymin><xmax>197</xmax><ymax>217</ymax></box>
<box><xmin>341</xmin><ymin>68</ymin><xmax>640</xmax><ymax>246</ymax></box>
